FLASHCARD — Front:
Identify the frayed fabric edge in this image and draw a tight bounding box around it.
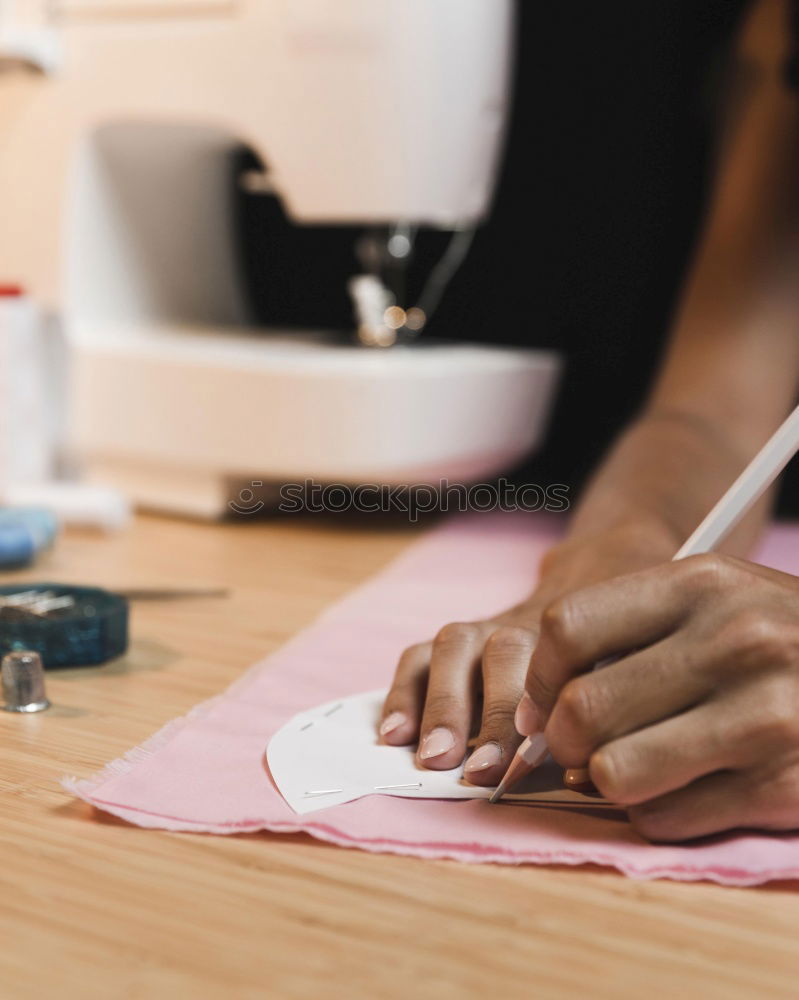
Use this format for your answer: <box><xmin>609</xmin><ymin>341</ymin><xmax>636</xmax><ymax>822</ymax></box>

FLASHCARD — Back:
<box><xmin>61</xmin><ymin>646</ymin><xmax>281</xmax><ymax>800</ymax></box>
<box><xmin>60</xmin><ymin>792</ymin><xmax>799</xmax><ymax>888</ymax></box>
<box><xmin>61</xmin><ymin>692</ymin><xmax>225</xmax><ymax>800</ymax></box>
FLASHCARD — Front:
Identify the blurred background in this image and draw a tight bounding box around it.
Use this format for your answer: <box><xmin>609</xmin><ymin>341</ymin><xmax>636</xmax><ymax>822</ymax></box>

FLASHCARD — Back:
<box><xmin>234</xmin><ymin>0</ymin><xmax>756</xmax><ymax>495</ymax></box>
<box><xmin>0</xmin><ymin>0</ymin><xmax>782</xmax><ymax>557</ymax></box>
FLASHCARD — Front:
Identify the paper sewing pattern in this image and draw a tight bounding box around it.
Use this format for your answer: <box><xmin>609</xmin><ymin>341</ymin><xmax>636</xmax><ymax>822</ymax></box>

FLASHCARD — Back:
<box><xmin>267</xmin><ymin>689</ymin><xmax>609</xmax><ymax>815</ymax></box>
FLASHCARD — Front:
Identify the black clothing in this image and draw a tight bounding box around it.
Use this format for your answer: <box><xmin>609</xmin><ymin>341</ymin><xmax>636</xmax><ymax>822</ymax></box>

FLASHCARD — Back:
<box><xmin>242</xmin><ymin>2</ymin><xmax>799</xmax><ymax>512</ymax></box>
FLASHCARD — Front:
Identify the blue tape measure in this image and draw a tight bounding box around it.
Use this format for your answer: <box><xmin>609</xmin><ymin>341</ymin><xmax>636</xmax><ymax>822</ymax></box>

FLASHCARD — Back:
<box><xmin>0</xmin><ymin>584</ymin><xmax>128</xmax><ymax>668</ymax></box>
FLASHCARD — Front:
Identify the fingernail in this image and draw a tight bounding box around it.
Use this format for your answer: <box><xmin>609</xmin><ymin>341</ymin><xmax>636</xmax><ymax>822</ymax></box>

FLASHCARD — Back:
<box><xmin>464</xmin><ymin>742</ymin><xmax>503</xmax><ymax>773</ymax></box>
<box><xmin>379</xmin><ymin>711</ymin><xmax>407</xmax><ymax>737</ymax></box>
<box><xmin>419</xmin><ymin>727</ymin><xmax>456</xmax><ymax>760</ymax></box>
<box><xmin>514</xmin><ymin>692</ymin><xmax>541</xmax><ymax>736</ymax></box>
<box><xmin>564</xmin><ymin>767</ymin><xmax>596</xmax><ymax>793</ymax></box>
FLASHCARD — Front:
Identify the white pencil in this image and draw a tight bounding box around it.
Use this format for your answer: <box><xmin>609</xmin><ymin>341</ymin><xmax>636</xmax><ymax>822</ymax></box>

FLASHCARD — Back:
<box><xmin>490</xmin><ymin>402</ymin><xmax>799</xmax><ymax>803</ymax></box>
<box><xmin>674</xmin><ymin>403</ymin><xmax>799</xmax><ymax>558</ymax></box>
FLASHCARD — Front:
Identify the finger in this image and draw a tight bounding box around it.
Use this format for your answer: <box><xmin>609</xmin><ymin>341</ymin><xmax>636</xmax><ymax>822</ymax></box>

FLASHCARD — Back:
<box><xmin>544</xmin><ymin>636</ymin><xmax>714</xmax><ymax>767</ymax></box>
<box><xmin>519</xmin><ymin>554</ymin><xmax>735</xmax><ymax>729</ymax></box>
<box><xmin>587</xmin><ymin>700</ymin><xmax>749</xmax><ymax>806</ymax></box>
<box><xmin>379</xmin><ymin>641</ymin><xmax>431</xmax><ymax>745</ymax></box>
<box><xmin>463</xmin><ymin>626</ymin><xmax>535</xmax><ymax>786</ymax></box>
<box><xmin>628</xmin><ymin>770</ymin><xmax>754</xmax><ymax>841</ymax></box>
<box><xmin>417</xmin><ymin>622</ymin><xmax>486</xmax><ymax>770</ymax></box>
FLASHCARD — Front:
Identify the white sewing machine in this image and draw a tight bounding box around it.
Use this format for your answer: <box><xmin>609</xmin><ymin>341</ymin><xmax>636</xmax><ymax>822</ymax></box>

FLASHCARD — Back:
<box><xmin>0</xmin><ymin>0</ymin><xmax>559</xmax><ymax>517</ymax></box>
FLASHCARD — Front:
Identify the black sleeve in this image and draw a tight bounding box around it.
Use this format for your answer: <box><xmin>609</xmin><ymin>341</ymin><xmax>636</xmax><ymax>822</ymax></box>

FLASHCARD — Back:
<box><xmin>785</xmin><ymin>0</ymin><xmax>799</xmax><ymax>88</ymax></box>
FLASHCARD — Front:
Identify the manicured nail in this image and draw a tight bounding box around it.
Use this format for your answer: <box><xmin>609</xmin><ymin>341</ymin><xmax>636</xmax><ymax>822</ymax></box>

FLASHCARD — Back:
<box><xmin>464</xmin><ymin>742</ymin><xmax>503</xmax><ymax>773</ymax></box>
<box><xmin>514</xmin><ymin>692</ymin><xmax>541</xmax><ymax>736</ymax></box>
<box><xmin>564</xmin><ymin>767</ymin><xmax>596</xmax><ymax>793</ymax></box>
<box><xmin>379</xmin><ymin>711</ymin><xmax>407</xmax><ymax>737</ymax></box>
<box><xmin>419</xmin><ymin>727</ymin><xmax>456</xmax><ymax>760</ymax></box>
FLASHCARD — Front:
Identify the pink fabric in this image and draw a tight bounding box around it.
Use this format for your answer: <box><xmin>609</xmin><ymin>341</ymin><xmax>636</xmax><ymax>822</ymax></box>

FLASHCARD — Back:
<box><xmin>66</xmin><ymin>513</ymin><xmax>799</xmax><ymax>885</ymax></box>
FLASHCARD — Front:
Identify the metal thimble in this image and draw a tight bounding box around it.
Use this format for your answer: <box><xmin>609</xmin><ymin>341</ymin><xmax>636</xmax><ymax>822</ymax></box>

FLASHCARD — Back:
<box><xmin>1</xmin><ymin>650</ymin><xmax>50</xmax><ymax>712</ymax></box>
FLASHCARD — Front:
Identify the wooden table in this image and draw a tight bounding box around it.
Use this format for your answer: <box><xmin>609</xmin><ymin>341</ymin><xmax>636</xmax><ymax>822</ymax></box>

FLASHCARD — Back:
<box><xmin>0</xmin><ymin>513</ymin><xmax>797</xmax><ymax>999</ymax></box>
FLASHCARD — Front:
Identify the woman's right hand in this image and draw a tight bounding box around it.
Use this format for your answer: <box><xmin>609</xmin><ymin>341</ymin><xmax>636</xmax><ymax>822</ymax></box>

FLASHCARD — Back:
<box><xmin>378</xmin><ymin>517</ymin><xmax>680</xmax><ymax>788</ymax></box>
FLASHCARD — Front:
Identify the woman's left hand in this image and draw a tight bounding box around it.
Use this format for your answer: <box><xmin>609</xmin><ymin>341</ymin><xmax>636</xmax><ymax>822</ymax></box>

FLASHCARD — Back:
<box><xmin>516</xmin><ymin>553</ymin><xmax>799</xmax><ymax>840</ymax></box>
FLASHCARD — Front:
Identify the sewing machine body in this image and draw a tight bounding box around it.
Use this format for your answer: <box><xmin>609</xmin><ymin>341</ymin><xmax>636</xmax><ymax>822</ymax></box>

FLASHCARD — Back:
<box><xmin>0</xmin><ymin>1</ymin><xmax>560</xmax><ymax>516</ymax></box>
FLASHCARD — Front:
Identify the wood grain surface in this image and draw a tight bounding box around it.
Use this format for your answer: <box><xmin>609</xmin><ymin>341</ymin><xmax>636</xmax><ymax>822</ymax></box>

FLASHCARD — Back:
<box><xmin>0</xmin><ymin>513</ymin><xmax>796</xmax><ymax>1000</ymax></box>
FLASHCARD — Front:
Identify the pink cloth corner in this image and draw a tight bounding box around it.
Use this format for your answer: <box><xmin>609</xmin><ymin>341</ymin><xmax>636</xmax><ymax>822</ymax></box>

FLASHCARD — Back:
<box><xmin>65</xmin><ymin>512</ymin><xmax>799</xmax><ymax>886</ymax></box>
